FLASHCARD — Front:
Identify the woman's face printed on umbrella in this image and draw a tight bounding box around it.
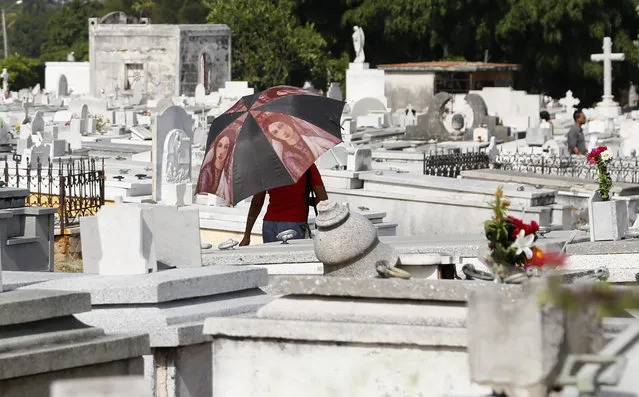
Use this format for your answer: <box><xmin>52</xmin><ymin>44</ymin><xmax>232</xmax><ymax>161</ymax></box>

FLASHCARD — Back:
<box><xmin>215</xmin><ymin>136</ymin><xmax>231</xmax><ymax>169</ymax></box>
<box><xmin>267</xmin><ymin>120</ymin><xmax>299</xmax><ymax>145</ymax></box>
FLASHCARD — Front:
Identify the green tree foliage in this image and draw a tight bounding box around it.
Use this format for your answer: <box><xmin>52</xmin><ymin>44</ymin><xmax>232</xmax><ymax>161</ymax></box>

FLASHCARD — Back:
<box><xmin>6</xmin><ymin>0</ymin><xmax>57</xmax><ymax>59</ymax></box>
<box><xmin>496</xmin><ymin>0</ymin><xmax>639</xmax><ymax>106</ymax></box>
<box><xmin>103</xmin><ymin>0</ymin><xmax>209</xmax><ymax>23</ymax></box>
<box><xmin>206</xmin><ymin>0</ymin><xmax>329</xmax><ymax>91</ymax></box>
<box><xmin>40</xmin><ymin>0</ymin><xmax>105</xmax><ymax>62</ymax></box>
<box><xmin>0</xmin><ymin>53</ymin><xmax>43</xmax><ymax>89</ymax></box>
<box><xmin>341</xmin><ymin>0</ymin><xmax>639</xmax><ymax>106</ymax></box>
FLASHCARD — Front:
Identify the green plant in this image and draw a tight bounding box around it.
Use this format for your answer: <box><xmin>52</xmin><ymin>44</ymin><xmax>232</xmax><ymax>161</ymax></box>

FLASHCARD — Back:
<box><xmin>484</xmin><ymin>186</ymin><xmax>565</xmax><ymax>279</ymax></box>
<box><xmin>89</xmin><ymin>113</ymin><xmax>109</xmax><ymax>134</ymax></box>
<box><xmin>587</xmin><ymin>146</ymin><xmax>613</xmax><ymax>201</ymax></box>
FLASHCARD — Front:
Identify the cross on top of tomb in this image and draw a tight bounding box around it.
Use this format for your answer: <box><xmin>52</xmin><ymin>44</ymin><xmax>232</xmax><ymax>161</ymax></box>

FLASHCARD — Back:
<box><xmin>559</xmin><ymin>90</ymin><xmax>580</xmax><ymax>111</ymax></box>
<box><xmin>590</xmin><ymin>37</ymin><xmax>625</xmax><ymax>104</ymax></box>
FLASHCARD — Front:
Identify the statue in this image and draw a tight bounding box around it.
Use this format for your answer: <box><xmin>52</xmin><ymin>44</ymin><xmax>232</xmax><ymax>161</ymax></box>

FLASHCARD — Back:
<box><xmin>163</xmin><ymin>129</ymin><xmax>191</xmax><ymax>184</ymax></box>
<box><xmin>66</xmin><ymin>52</ymin><xmax>75</xmax><ymax>62</ymax></box>
<box><xmin>352</xmin><ymin>26</ymin><xmax>365</xmax><ymax>63</ymax></box>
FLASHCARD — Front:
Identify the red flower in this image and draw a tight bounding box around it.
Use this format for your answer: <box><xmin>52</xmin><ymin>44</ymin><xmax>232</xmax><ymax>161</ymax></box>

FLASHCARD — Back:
<box><xmin>587</xmin><ymin>145</ymin><xmax>608</xmax><ymax>164</ymax></box>
<box><xmin>508</xmin><ymin>216</ymin><xmax>539</xmax><ymax>239</ymax></box>
<box><xmin>527</xmin><ymin>248</ymin><xmax>566</xmax><ymax>267</ymax></box>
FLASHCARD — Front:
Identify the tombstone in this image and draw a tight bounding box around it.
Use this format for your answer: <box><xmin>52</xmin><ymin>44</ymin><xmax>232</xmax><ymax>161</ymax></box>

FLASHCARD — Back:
<box><xmin>152</xmin><ymin>106</ymin><xmax>194</xmax><ymax>203</ymax></box>
<box><xmin>350</xmin><ymin>97</ymin><xmax>387</xmax><ymax>119</ymax></box>
<box><xmin>559</xmin><ymin>90</ymin><xmax>580</xmax><ymax>115</ymax></box>
<box><xmin>80</xmin><ymin>204</ymin><xmax>158</xmax><ymax>275</ymax></box>
<box><xmin>542</xmin><ymin>138</ymin><xmax>568</xmax><ymax>156</ymax></box>
<box><xmin>464</xmin><ymin>93</ymin><xmax>489</xmax><ymax>129</ymax></box>
<box><xmin>31</xmin><ymin>110</ymin><xmax>44</xmax><ymax>135</ymax></box>
<box><xmin>25</xmin><ymin>143</ymin><xmax>51</xmax><ymax>169</ymax></box>
<box><xmin>131</xmin><ymin>82</ymin><xmax>145</xmax><ymax>106</ymax></box>
<box><xmin>587</xmin><ymin>119</ymin><xmax>605</xmax><ymax>135</ymax></box>
<box><xmin>57</xmin><ymin>74</ymin><xmax>68</xmax><ymax>98</ymax></box>
<box><xmin>526</xmin><ymin>123</ymin><xmax>552</xmax><ymax>147</ymax></box>
<box><xmin>21</xmin><ymin>100</ymin><xmax>31</xmax><ymax>124</ymax></box>
<box><xmin>194</xmin><ymin>83</ymin><xmax>206</xmax><ymax>104</ymax></box>
<box><xmin>327</xmin><ymin>82</ymin><xmax>343</xmax><ymax>101</ymax></box>
<box><xmin>53</xmin><ymin>110</ymin><xmax>73</xmax><ymax>124</ymax></box>
<box><xmin>404</xmin><ymin>92</ymin><xmax>453</xmax><ymax>141</ymax></box>
<box><xmin>51</xmin><ymin>377</ymin><xmax>151</xmax><ymax>397</ymax></box>
<box><xmin>473</xmin><ymin>127</ymin><xmax>489</xmax><ymax>143</ymax></box>
<box><xmin>156</xmin><ymin>97</ymin><xmax>175</xmax><ymax>112</ymax></box>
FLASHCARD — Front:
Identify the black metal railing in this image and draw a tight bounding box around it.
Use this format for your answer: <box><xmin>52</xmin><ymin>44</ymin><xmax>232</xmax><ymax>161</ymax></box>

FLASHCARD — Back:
<box><xmin>423</xmin><ymin>150</ymin><xmax>490</xmax><ymax>178</ymax></box>
<box><xmin>1</xmin><ymin>155</ymin><xmax>105</xmax><ymax>232</ymax></box>
<box><xmin>492</xmin><ymin>150</ymin><xmax>639</xmax><ymax>184</ymax></box>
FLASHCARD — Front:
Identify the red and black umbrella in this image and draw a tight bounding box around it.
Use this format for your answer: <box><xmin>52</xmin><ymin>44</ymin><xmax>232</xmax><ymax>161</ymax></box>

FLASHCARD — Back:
<box><xmin>196</xmin><ymin>85</ymin><xmax>345</xmax><ymax>205</ymax></box>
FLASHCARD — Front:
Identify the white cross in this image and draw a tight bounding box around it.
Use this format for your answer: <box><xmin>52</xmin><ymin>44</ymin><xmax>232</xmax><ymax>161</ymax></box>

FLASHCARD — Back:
<box><xmin>590</xmin><ymin>37</ymin><xmax>625</xmax><ymax>104</ymax></box>
<box><xmin>559</xmin><ymin>90</ymin><xmax>580</xmax><ymax>111</ymax></box>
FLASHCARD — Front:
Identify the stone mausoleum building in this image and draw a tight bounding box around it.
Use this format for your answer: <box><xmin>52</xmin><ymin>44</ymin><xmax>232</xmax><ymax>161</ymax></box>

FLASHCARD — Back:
<box><xmin>88</xmin><ymin>11</ymin><xmax>231</xmax><ymax>99</ymax></box>
<box><xmin>377</xmin><ymin>61</ymin><xmax>521</xmax><ymax>111</ymax></box>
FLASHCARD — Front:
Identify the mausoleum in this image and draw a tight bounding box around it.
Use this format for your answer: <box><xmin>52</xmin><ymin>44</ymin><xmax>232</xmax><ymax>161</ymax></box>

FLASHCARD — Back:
<box><xmin>378</xmin><ymin>61</ymin><xmax>521</xmax><ymax>111</ymax></box>
<box><xmin>88</xmin><ymin>12</ymin><xmax>231</xmax><ymax>99</ymax></box>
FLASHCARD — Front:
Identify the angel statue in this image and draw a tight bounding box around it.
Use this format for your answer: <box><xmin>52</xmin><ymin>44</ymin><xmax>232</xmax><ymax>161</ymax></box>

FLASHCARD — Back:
<box><xmin>352</xmin><ymin>26</ymin><xmax>365</xmax><ymax>63</ymax></box>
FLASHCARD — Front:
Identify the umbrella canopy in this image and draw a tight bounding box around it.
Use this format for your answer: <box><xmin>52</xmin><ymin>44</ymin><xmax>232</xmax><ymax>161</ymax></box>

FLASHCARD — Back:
<box><xmin>196</xmin><ymin>85</ymin><xmax>345</xmax><ymax>205</ymax></box>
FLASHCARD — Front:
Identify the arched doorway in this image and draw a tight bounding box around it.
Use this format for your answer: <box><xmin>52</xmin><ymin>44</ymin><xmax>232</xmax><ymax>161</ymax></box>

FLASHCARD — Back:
<box><xmin>199</xmin><ymin>52</ymin><xmax>213</xmax><ymax>94</ymax></box>
<box><xmin>58</xmin><ymin>74</ymin><xmax>68</xmax><ymax>97</ymax></box>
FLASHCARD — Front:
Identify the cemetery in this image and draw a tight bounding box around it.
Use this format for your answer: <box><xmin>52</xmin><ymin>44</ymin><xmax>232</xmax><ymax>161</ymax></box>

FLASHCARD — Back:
<box><xmin>0</xmin><ymin>2</ymin><xmax>638</xmax><ymax>397</ymax></box>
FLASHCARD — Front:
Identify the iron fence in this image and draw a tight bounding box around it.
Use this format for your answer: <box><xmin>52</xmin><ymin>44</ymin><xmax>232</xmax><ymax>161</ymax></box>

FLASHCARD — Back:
<box><xmin>0</xmin><ymin>155</ymin><xmax>105</xmax><ymax>232</ymax></box>
<box><xmin>492</xmin><ymin>151</ymin><xmax>639</xmax><ymax>184</ymax></box>
<box><xmin>420</xmin><ymin>148</ymin><xmax>491</xmax><ymax>177</ymax></box>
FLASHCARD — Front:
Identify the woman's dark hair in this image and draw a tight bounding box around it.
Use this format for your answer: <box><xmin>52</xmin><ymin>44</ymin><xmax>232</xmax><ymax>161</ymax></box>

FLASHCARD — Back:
<box><xmin>540</xmin><ymin>111</ymin><xmax>551</xmax><ymax>122</ymax></box>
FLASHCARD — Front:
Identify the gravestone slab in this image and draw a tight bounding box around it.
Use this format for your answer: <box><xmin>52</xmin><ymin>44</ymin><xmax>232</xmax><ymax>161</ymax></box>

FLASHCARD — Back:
<box><xmin>152</xmin><ymin>106</ymin><xmax>194</xmax><ymax>202</ymax></box>
<box><xmin>404</xmin><ymin>92</ymin><xmax>453</xmax><ymax>141</ymax></box>
<box><xmin>195</xmin><ymin>83</ymin><xmax>206</xmax><ymax>104</ymax></box>
<box><xmin>82</xmin><ymin>203</ymin><xmax>158</xmax><ymax>275</ymax></box>
<box><xmin>350</xmin><ymin>97</ymin><xmax>386</xmax><ymax>119</ymax></box>
<box><xmin>51</xmin><ymin>377</ymin><xmax>151</xmax><ymax>397</ymax></box>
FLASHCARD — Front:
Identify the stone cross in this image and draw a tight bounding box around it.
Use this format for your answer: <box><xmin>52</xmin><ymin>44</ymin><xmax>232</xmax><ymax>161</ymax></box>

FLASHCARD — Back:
<box><xmin>559</xmin><ymin>90</ymin><xmax>580</xmax><ymax>112</ymax></box>
<box><xmin>1</xmin><ymin>68</ymin><xmax>8</xmax><ymax>93</ymax></box>
<box><xmin>590</xmin><ymin>37</ymin><xmax>625</xmax><ymax>105</ymax></box>
<box><xmin>22</xmin><ymin>100</ymin><xmax>30</xmax><ymax>123</ymax></box>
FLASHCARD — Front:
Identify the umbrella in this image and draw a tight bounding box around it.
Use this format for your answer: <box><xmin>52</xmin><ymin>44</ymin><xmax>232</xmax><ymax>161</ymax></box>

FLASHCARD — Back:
<box><xmin>195</xmin><ymin>85</ymin><xmax>345</xmax><ymax>205</ymax></box>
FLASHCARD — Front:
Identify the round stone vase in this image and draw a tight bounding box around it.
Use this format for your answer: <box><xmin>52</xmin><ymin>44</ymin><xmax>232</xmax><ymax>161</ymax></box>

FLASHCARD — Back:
<box><xmin>313</xmin><ymin>201</ymin><xmax>398</xmax><ymax>277</ymax></box>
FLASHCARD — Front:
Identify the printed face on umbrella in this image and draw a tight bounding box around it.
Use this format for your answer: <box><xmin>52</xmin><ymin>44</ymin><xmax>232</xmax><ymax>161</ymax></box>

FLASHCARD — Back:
<box><xmin>196</xmin><ymin>86</ymin><xmax>344</xmax><ymax>205</ymax></box>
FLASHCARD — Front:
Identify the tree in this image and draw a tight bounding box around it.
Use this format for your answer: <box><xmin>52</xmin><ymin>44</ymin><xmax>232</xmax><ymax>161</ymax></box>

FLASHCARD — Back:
<box><xmin>0</xmin><ymin>54</ymin><xmax>43</xmax><ymax>89</ymax></box>
<box><xmin>496</xmin><ymin>0</ymin><xmax>639</xmax><ymax>106</ymax></box>
<box><xmin>6</xmin><ymin>0</ymin><xmax>58</xmax><ymax>59</ymax></box>
<box><xmin>103</xmin><ymin>0</ymin><xmax>209</xmax><ymax>23</ymax></box>
<box><xmin>340</xmin><ymin>0</ymin><xmax>639</xmax><ymax>106</ymax></box>
<box><xmin>40</xmin><ymin>0</ymin><xmax>105</xmax><ymax>61</ymax></box>
<box><xmin>206</xmin><ymin>0</ymin><xmax>329</xmax><ymax>90</ymax></box>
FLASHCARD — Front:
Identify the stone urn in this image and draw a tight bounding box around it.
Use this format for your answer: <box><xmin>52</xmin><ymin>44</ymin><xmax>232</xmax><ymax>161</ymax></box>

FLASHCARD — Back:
<box><xmin>313</xmin><ymin>201</ymin><xmax>398</xmax><ymax>277</ymax></box>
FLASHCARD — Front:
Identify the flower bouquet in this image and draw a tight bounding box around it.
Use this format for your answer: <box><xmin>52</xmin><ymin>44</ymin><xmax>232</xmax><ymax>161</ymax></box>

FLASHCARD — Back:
<box><xmin>587</xmin><ymin>145</ymin><xmax>612</xmax><ymax>200</ymax></box>
<box><xmin>478</xmin><ymin>186</ymin><xmax>565</xmax><ymax>282</ymax></box>
<box><xmin>587</xmin><ymin>146</ymin><xmax>628</xmax><ymax>241</ymax></box>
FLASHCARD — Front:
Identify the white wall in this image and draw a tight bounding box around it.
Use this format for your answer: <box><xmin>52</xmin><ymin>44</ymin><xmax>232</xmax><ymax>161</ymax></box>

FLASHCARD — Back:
<box><xmin>384</xmin><ymin>71</ymin><xmax>435</xmax><ymax>112</ymax></box>
<box><xmin>45</xmin><ymin>62</ymin><xmax>91</xmax><ymax>96</ymax></box>
<box><xmin>469</xmin><ymin>87</ymin><xmax>542</xmax><ymax>129</ymax></box>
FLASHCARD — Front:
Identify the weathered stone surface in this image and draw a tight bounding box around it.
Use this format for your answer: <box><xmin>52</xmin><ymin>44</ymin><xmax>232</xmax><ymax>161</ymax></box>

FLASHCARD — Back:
<box><xmin>50</xmin><ymin>376</ymin><xmax>151</xmax><ymax>397</ymax></box>
<box><xmin>0</xmin><ymin>289</ymin><xmax>91</xmax><ymax>326</ymax></box>
<box><xmin>314</xmin><ymin>201</ymin><xmax>398</xmax><ymax>277</ymax></box>
<box><xmin>467</xmin><ymin>280</ymin><xmax>603</xmax><ymax>397</ymax></box>
<box><xmin>269</xmin><ymin>276</ymin><xmax>522</xmax><ymax>301</ymax></box>
<box><xmin>21</xmin><ymin>266</ymin><xmax>268</xmax><ymax>304</ymax></box>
